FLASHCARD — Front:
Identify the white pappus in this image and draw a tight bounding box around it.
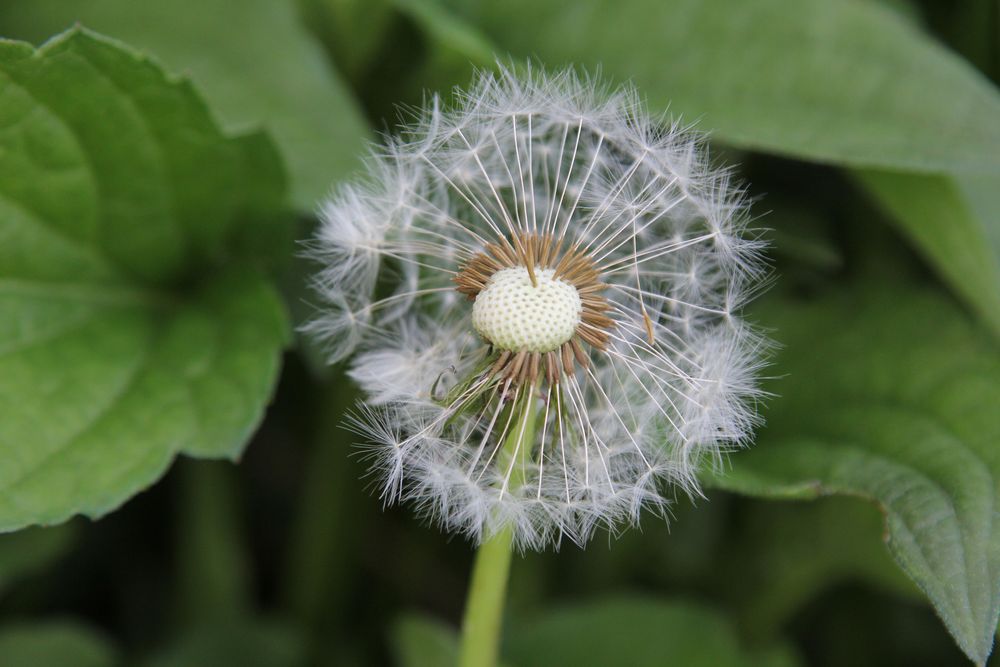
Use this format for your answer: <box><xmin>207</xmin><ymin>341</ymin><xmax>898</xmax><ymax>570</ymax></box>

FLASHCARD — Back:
<box><xmin>305</xmin><ymin>66</ymin><xmax>769</xmax><ymax>550</ymax></box>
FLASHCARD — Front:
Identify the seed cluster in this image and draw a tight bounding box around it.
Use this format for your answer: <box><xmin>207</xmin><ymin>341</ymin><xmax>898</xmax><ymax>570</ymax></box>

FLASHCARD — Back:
<box><xmin>455</xmin><ymin>232</ymin><xmax>615</xmax><ymax>386</ymax></box>
<box><xmin>472</xmin><ymin>267</ymin><xmax>581</xmax><ymax>353</ymax></box>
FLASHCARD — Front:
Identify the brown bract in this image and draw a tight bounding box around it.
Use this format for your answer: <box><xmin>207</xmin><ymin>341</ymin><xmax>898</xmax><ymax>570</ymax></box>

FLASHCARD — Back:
<box><xmin>454</xmin><ymin>232</ymin><xmax>615</xmax><ymax>388</ymax></box>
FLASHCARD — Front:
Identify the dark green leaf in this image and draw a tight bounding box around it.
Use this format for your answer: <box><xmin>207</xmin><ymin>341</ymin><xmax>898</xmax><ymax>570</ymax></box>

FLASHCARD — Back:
<box><xmin>505</xmin><ymin>597</ymin><xmax>799</xmax><ymax>667</ymax></box>
<box><xmin>394</xmin><ymin>600</ymin><xmax>796</xmax><ymax>667</ymax></box>
<box><xmin>719</xmin><ymin>497</ymin><xmax>918</xmax><ymax>640</ymax></box>
<box><xmin>298</xmin><ymin>0</ymin><xmax>393</xmax><ymax>86</ymax></box>
<box><xmin>711</xmin><ymin>287</ymin><xmax>1000</xmax><ymax>665</ymax></box>
<box><xmin>393</xmin><ymin>0</ymin><xmax>495</xmax><ymax>95</ymax></box>
<box><xmin>442</xmin><ymin>0</ymin><xmax>1000</xmax><ymax>173</ymax></box>
<box><xmin>854</xmin><ymin>171</ymin><xmax>1000</xmax><ymax>337</ymax></box>
<box><xmin>423</xmin><ymin>0</ymin><xmax>1000</xmax><ymax>333</ymax></box>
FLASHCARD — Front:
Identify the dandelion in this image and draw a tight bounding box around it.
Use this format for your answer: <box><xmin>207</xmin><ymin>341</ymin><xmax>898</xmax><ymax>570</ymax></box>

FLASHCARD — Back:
<box><xmin>307</xmin><ymin>66</ymin><xmax>767</xmax><ymax>552</ymax></box>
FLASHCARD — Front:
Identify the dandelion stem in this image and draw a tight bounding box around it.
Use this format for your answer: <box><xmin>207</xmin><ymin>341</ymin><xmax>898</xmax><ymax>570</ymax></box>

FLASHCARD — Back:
<box><xmin>457</xmin><ymin>524</ymin><xmax>514</xmax><ymax>667</ymax></box>
<box><xmin>458</xmin><ymin>383</ymin><xmax>539</xmax><ymax>667</ymax></box>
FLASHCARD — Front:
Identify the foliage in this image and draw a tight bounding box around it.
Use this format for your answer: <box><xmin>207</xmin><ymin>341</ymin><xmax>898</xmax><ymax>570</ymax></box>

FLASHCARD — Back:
<box><xmin>394</xmin><ymin>598</ymin><xmax>799</xmax><ymax>667</ymax></box>
<box><xmin>0</xmin><ymin>29</ymin><xmax>289</xmax><ymax>531</ymax></box>
<box><xmin>0</xmin><ymin>1</ymin><xmax>996</xmax><ymax>666</ymax></box>
<box><xmin>710</xmin><ymin>286</ymin><xmax>1000</xmax><ymax>663</ymax></box>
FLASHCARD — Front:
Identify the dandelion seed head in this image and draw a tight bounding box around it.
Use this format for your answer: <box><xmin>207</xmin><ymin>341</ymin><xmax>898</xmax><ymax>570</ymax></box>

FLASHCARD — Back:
<box><xmin>307</xmin><ymin>64</ymin><xmax>768</xmax><ymax>550</ymax></box>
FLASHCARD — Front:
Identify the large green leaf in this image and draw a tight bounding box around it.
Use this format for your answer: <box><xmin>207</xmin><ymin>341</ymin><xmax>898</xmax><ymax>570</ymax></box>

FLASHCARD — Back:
<box><xmin>710</xmin><ymin>287</ymin><xmax>1000</xmax><ymax>665</ymax></box>
<box><xmin>393</xmin><ymin>599</ymin><xmax>798</xmax><ymax>667</ymax></box>
<box><xmin>0</xmin><ymin>0</ymin><xmax>370</xmax><ymax>208</ymax></box>
<box><xmin>855</xmin><ymin>171</ymin><xmax>1000</xmax><ymax>337</ymax></box>
<box><xmin>0</xmin><ymin>29</ymin><xmax>289</xmax><ymax>531</ymax></box>
<box><xmin>0</xmin><ymin>622</ymin><xmax>117</xmax><ymax>667</ymax></box>
<box><xmin>435</xmin><ymin>0</ymin><xmax>1000</xmax><ymax>334</ymax></box>
<box><xmin>718</xmin><ymin>497</ymin><xmax>917</xmax><ymax>640</ymax></box>
<box><xmin>504</xmin><ymin>598</ymin><xmax>799</xmax><ymax>667</ymax></box>
<box><xmin>443</xmin><ymin>0</ymin><xmax>1000</xmax><ymax>174</ymax></box>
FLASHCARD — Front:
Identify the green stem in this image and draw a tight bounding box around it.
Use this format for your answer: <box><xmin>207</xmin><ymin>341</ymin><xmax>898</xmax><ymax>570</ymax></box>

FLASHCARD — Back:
<box><xmin>283</xmin><ymin>383</ymin><xmax>359</xmax><ymax>629</ymax></box>
<box><xmin>457</xmin><ymin>382</ymin><xmax>539</xmax><ymax>667</ymax></box>
<box><xmin>173</xmin><ymin>461</ymin><xmax>250</xmax><ymax>630</ymax></box>
<box><xmin>457</xmin><ymin>525</ymin><xmax>515</xmax><ymax>667</ymax></box>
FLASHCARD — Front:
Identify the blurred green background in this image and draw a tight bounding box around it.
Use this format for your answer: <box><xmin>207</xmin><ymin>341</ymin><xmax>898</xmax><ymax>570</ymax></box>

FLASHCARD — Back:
<box><xmin>0</xmin><ymin>0</ymin><xmax>997</xmax><ymax>665</ymax></box>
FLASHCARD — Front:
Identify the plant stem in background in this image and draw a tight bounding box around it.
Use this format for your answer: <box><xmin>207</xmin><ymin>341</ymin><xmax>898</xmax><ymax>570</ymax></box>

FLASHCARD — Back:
<box><xmin>174</xmin><ymin>461</ymin><xmax>251</xmax><ymax>629</ymax></box>
<box><xmin>283</xmin><ymin>382</ymin><xmax>360</xmax><ymax>631</ymax></box>
<box><xmin>457</xmin><ymin>383</ymin><xmax>539</xmax><ymax>667</ymax></box>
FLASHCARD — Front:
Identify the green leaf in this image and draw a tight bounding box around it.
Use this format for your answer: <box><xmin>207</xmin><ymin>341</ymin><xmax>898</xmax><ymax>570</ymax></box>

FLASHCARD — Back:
<box><xmin>504</xmin><ymin>597</ymin><xmax>799</xmax><ymax>667</ymax></box>
<box><xmin>298</xmin><ymin>0</ymin><xmax>393</xmax><ymax>86</ymax></box>
<box><xmin>710</xmin><ymin>287</ymin><xmax>1000</xmax><ymax>665</ymax></box>
<box><xmin>854</xmin><ymin>170</ymin><xmax>1000</xmax><ymax>337</ymax></box>
<box><xmin>393</xmin><ymin>0</ymin><xmax>495</xmax><ymax>95</ymax></box>
<box><xmin>0</xmin><ymin>29</ymin><xmax>289</xmax><ymax>531</ymax></box>
<box><xmin>0</xmin><ymin>0</ymin><xmax>370</xmax><ymax>208</ymax></box>
<box><xmin>394</xmin><ymin>600</ymin><xmax>797</xmax><ymax>667</ymax></box>
<box><xmin>718</xmin><ymin>497</ymin><xmax>917</xmax><ymax>640</ymax></box>
<box><xmin>417</xmin><ymin>0</ymin><xmax>1000</xmax><ymax>334</ymax></box>
<box><xmin>0</xmin><ymin>622</ymin><xmax>117</xmax><ymax>667</ymax></box>
<box><xmin>442</xmin><ymin>0</ymin><xmax>1000</xmax><ymax>174</ymax></box>
<box><xmin>959</xmin><ymin>175</ymin><xmax>1000</xmax><ymax>253</ymax></box>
